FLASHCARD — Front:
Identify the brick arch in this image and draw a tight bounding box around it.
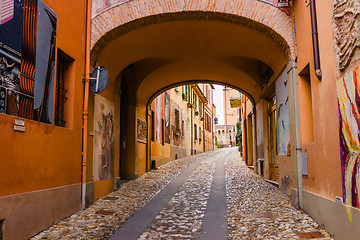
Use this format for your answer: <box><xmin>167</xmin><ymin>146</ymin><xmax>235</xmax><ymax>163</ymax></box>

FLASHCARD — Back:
<box><xmin>91</xmin><ymin>0</ymin><xmax>295</xmax><ymax>65</ymax></box>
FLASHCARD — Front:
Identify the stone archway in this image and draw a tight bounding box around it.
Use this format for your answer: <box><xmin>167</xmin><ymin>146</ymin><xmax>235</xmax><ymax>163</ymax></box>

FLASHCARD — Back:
<box><xmin>91</xmin><ymin>0</ymin><xmax>295</xmax><ymax>65</ymax></box>
<box><xmin>88</xmin><ymin>0</ymin><xmax>296</xmax><ymax>185</ymax></box>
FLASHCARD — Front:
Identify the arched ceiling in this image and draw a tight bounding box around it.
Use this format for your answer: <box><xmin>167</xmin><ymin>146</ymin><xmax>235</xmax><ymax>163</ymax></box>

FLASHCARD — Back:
<box><xmin>95</xmin><ymin>19</ymin><xmax>289</xmax><ymax>105</ymax></box>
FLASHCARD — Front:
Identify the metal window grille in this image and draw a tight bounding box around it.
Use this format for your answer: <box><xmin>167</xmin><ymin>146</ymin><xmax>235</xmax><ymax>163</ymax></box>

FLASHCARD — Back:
<box><xmin>55</xmin><ymin>59</ymin><xmax>67</xmax><ymax>127</ymax></box>
<box><xmin>175</xmin><ymin>109</ymin><xmax>179</xmax><ymax>133</ymax></box>
<box><xmin>151</xmin><ymin>110</ymin><xmax>155</xmax><ymax>141</ymax></box>
<box><xmin>55</xmin><ymin>49</ymin><xmax>73</xmax><ymax>127</ymax></box>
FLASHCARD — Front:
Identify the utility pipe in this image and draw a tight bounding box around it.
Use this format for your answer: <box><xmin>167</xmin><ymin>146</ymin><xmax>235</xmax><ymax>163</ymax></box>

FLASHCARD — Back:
<box><xmin>191</xmin><ymin>90</ymin><xmax>193</xmax><ymax>155</ymax></box>
<box><xmin>243</xmin><ymin>96</ymin><xmax>247</xmax><ymax>162</ymax></box>
<box><xmin>203</xmin><ymin>103</ymin><xmax>206</xmax><ymax>153</ymax></box>
<box><xmin>310</xmin><ymin>0</ymin><xmax>322</xmax><ymax>80</ymax></box>
<box><xmin>252</xmin><ymin>108</ymin><xmax>258</xmax><ymax>174</ymax></box>
<box><xmin>290</xmin><ymin>62</ymin><xmax>303</xmax><ymax>209</ymax></box>
<box><xmin>81</xmin><ymin>0</ymin><xmax>91</xmax><ymax>209</ymax></box>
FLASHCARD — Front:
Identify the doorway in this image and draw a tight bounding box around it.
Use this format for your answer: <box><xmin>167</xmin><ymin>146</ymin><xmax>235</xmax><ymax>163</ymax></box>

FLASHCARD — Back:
<box><xmin>268</xmin><ymin>97</ymin><xmax>278</xmax><ymax>181</ymax></box>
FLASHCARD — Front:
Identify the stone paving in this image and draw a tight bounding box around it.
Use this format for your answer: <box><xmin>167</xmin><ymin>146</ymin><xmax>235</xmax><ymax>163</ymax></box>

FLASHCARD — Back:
<box><xmin>32</xmin><ymin>148</ymin><xmax>333</xmax><ymax>240</ymax></box>
<box><xmin>225</xmin><ymin>151</ymin><xmax>333</xmax><ymax>240</ymax></box>
<box><xmin>31</xmin><ymin>154</ymin><xmax>199</xmax><ymax>240</ymax></box>
<box><xmin>139</xmin><ymin>152</ymin><xmax>218</xmax><ymax>239</ymax></box>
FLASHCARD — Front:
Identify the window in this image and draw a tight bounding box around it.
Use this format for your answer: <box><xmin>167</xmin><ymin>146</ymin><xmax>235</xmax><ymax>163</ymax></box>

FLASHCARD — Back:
<box><xmin>299</xmin><ymin>64</ymin><xmax>314</xmax><ymax>143</ymax></box>
<box><xmin>199</xmin><ymin>101</ymin><xmax>202</xmax><ymax>116</ymax></box>
<box><xmin>182</xmin><ymin>120</ymin><xmax>185</xmax><ymax>136</ymax></box>
<box><xmin>55</xmin><ymin>49</ymin><xmax>74</xmax><ymax>127</ymax></box>
<box><xmin>175</xmin><ymin>109</ymin><xmax>180</xmax><ymax>134</ymax></box>
<box><xmin>194</xmin><ymin>123</ymin><xmax>197</xmax><ymax>141</ymax></box>
<box><xmin>161</xmin><ymin>118</ymin><xmax>165</xmax><ymax>145</ymax></box>
<box><xmin>151</xmin><ymin>110</ymin><xmax>155</xmax><ymax>141</ymax></box>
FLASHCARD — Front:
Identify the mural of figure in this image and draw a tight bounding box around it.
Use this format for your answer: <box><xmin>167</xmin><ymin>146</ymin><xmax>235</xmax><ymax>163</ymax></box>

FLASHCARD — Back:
<box><xmin>337</xmin><ymin>66</ymin><xmax>360</xmax><ymax>215</ymax></box>
<box><xmin>276</xmin><ymin>70</ymin><xmax>290</xmax><ymax>156</ymax></box>
<box><xmin>155</xmin><ymin>95</ymin><xmax>162</xmax><ymax>143</ymax></box>
<box><xmin>94</xmin><ymin>95</ymin><xmax>114</xmax><ymax>181</ymax></box>
<box><xmin>164</xmin><ymin>92</ymin><xmax>170</xmax><ymax>144</ymax></box>
<box><xmin>100</xmin><ymin>112</ymin><xmax>114</xmax><ymax>180</ymax></box>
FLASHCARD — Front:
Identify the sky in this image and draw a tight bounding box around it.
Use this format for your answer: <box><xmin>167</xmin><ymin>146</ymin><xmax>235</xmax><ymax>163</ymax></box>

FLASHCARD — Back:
<box><xmin>213</xmin><ymin>84</ymin><xmax>224</xmax><ymax>125</ymax></box>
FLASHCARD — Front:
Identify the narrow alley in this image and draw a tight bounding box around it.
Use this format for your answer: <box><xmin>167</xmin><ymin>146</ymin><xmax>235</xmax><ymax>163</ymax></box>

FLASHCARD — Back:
<box><xmin>32</xmin><ymin>149</ymin><xmax>331</xmax><ymax>240</ymax></box>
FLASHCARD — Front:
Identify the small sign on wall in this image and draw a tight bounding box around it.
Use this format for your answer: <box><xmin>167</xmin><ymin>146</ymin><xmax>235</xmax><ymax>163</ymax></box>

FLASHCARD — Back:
<box><xmin>302</xmin><ymin>152</ymin><xmax>308</xmax><ymax>176</ymax></box>
<box><xmin>14</xmin><ymin>119</ymin><xmax>25</xmax><ymax>132</ymax></box>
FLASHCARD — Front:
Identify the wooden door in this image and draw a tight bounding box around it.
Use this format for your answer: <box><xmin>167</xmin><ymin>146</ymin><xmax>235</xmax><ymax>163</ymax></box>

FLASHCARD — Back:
<box><xmin>268</xmin><ymin>99</ymin><xmax>278</xmax><ymax>181</ymax></box>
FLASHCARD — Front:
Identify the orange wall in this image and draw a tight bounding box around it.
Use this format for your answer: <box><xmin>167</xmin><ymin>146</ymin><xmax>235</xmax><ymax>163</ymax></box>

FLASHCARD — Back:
<box><xmin>0</xmin><ymin>0</ymin><xmax>86</xmax><ymax>197</ymax></box>
<box><xmin>94</xmin><ymin>179</ymin><xmax>114</xmax><ymax>201</ymax></box>
<box><xmin>294</xmin><ymin>0</ymin><xmax>342</xmax><ymax>199</ymax></box>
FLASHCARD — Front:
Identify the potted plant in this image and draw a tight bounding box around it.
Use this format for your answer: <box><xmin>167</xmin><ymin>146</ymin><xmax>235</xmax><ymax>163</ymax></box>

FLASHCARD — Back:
<box><xmin>194</xmin><ymin>111</ymin><xmax>199</xmax><ymax>116</ymax></box>
<box><xmin>182</xmin><ymin>93</ymin><xmax>187</xmax><ymax>101</ymax></box>
<box><xmin>187</xmin><ymin>103</ymin><xmax>193</xmax><ymax>108</ymax></box>
<box><xmin>199</xmin><ymin>137</ymin><xmax>202</xmax><ymax>142</ymax></box>
<box><xmin>200</xmin><ymin>117</ymin><xmax>204</xmax><ymax>121</ymax></box>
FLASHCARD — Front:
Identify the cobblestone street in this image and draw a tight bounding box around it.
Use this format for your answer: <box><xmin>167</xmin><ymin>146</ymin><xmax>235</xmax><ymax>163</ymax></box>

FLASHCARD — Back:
<box><xmin>33</xmin><ymin>149</ymin><xmax>332</xmax><ymax>239</ymax></box>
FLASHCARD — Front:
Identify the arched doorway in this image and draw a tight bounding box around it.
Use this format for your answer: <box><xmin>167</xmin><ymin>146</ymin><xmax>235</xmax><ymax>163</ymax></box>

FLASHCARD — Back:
<box><xmin>88</xmin><ymin>0</ymin><xmax>296</xmax><ymax>202</ymax></box>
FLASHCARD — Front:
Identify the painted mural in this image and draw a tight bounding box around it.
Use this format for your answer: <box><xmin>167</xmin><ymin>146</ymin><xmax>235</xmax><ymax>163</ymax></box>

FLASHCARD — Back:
<box><xmin>93</xmin><ymin>95</ymin><xmax>114</xmax><ymax>181</ymax></box>
<box><xmin>276</xmin><ymin>70</ymin><xmax>290</xmax><ymax>156</ymax></box>
<box><xmin>155</xmin><ymin>94</ymin><xmax>162</xmax><ymax>143</ymax></box>
<box><xmin>333</xmin><ymin>0</ymin><xmax>360</xmax><ymax>70</ymax></box>
<box><xmin>0</xmin><ymin>0</ymin><xmax>57</xmax><ymax>123</ymax></box>
<box><xmin>137</xmin><ymin>118</ymin><xmax>147</xmax><ymax>143</ymax></box>
<box><xmin>256</xmin><ymin>103</ymin><xmax>264</xmax><ymax>159</ymax></box>
<box><xmin>337</xmin><ymin>66</ymin><xmax>360</xmax><ymax>212</ymax></box>
<box><xmin>164</xmin><ymin>92</ymin><xmax>170</xmax><ymax>144</ymax></box>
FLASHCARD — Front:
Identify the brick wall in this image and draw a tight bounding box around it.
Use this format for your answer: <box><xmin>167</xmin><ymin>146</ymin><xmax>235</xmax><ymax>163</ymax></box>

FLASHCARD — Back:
<box><xmin>91</xmin><ymin>0</ymin><xmax>294</xmax><ymax>65</ymax></box>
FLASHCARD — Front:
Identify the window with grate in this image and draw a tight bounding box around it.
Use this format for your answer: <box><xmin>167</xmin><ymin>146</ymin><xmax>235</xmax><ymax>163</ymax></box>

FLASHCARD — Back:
<box><xmin>151</xmin><ymin>110</ymin><xmax>155</xmax><ymax>141</ymax></box>
<box><xmin>182</xmin><ymin>120</ymin><xmax>185</xmax><ymax>136</ymax></box>
<box><xmin>162</xmin><ymin>118</ymin><xmax>165</xmax><ymax>145</ymax></box>
<box><xmin>175</xmin><ymin>109</ymin><xmax>180</xmax><ymax>134</ymax></box>
<box><xmin>194</xmin><ymin>123</ymin><xmax>197</xmax><ymax>141</ymax></box>
<box><xmin>55</xmin><ymin>49</ymin><xmax>73</xmax><ymax>127</ymax></box>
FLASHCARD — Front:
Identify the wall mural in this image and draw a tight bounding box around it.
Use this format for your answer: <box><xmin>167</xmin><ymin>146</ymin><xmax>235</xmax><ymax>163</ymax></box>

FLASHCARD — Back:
<box><xmin>0</xmin><ymin>0</ymin><xmax>57</xmax><ymax>123</ymax></box>
<box><xmin>337</xmin><ymin>66</ymin><xmax>360</xmax><ymax>215</ymax></box>
<box><xmin>155</xmin><ymin>94</ymin><xmax>162</xmax><ymax>143</ymax></box>
<box><xmin>93</xmin><ymin>95</ymin><xmax>114</xmax><ymax>181</ymax></box>
<box><xmin>276</xmin><ymin>70</ymin><xmax>290</xmax><ymax>156</ymax></box>
<box><xmin>333</xmin><ymin>0</ymin><xmax>360</xmax><ymax>71</ymax></box>
<box><xmin>137</xmin><ymin>118</ymin><xmax>147</xmax><ymax>143</ymax></box>
<box><xmin>164</xmin><ymin>92</ymin><xmax>170</xmax><ymax>144</ymax></box>
<box><xmin>256</xmin><ymin>103</ymin><xmax>264</xmax><ymax>159</ymax></box>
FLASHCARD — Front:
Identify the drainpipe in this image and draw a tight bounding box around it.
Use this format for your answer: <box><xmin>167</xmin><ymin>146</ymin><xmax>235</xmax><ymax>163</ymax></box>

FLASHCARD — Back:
<box><xmin>310</xmin><ymin>0</ymin><xmax>322</xmax><ymax>80</ymax></box>
<box><xmin>191</xmin><ymin>100</ymin><xmax>193</xmax><ymax>155</ymax></box>
<box><xmin>81</xmin><ymin>0</ymin><xmax>91</xmax><ymax>209</ymax></box>
<box><xmin>290</xmin><ymin>62</ymin><xmax>303</xmax><ymax>209</ymax></box>
<box><xmin>252</xmin><ymin>108</ymin><xmax>258</xmax><ymax>174</ymax></box>
<box><xmin>203</xmin><ymin>104</ymin><xmax>205</xmax><ymax>153</ymax></box>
